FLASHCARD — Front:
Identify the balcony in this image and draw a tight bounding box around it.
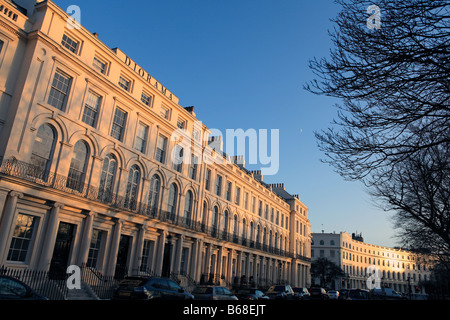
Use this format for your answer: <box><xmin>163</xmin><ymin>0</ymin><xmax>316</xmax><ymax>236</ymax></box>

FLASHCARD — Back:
<box><xmin>0</xmin><ymin>158</ymin><xmax>302</xmax><ymax>260</ymax></box>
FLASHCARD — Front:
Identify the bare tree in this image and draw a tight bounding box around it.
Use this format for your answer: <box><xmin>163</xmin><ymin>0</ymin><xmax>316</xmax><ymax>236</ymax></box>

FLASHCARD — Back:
<box><xmin>305</xmin><ymin>0</ymin><xmax>450</xmax><ymax>254</ymax></box>
<box><xmin>374</xmin><ymin>144</ymin><xmax>450</xmax><ymax>257</ymax></box>
<box><xmin>305</xmin><ymin>0</ymin><xmax>449</xmax><ymax>184</ymax></box>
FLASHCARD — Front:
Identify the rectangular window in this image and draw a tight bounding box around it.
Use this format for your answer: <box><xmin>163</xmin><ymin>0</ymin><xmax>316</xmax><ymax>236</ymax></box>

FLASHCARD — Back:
<box><xmin>177</xmin><ymin>118</ymin><xmax>186</xmax><ymax>129</ymax></box>
<box><xmin>215</xmin><ymin>174</ymin><xmax>222</xmax><ymax>197</ymax></box>
<box><xmin>205</xmin><ymin>169</ymin><xmax>211</xmax><ymax>190</ymax></box>
<box><xmin>118</xmin><ymin>76</ymin><xmax>131</xmax><ymax>91</ymax></box>
<box><xmin>110</xmin><ymin>107</ymin><xmax>127</xmax><ymax>141</ymax></box>
<box><xmin>258</xmin><ymin>201</ymin><xmax>262</xmax><ymax>217</ymax></box>
<box><xmin>87</xmin><ymin>229</ymin><xmax>104</xmax><ymax>268</ymax></box>
<box><xmin>252</xmin><ymin>197</ymin><xmax>256</xmax><ymax>213</ymax></box>
<box><xmin>160</xmin><ymin>106</ymin><xmax>170</xmax><ymax>120</ymax></box>
<box><xmin>48</xmin><ymin>69</ymin><xmax>72</xmax><ymax>111</ymax></box>
<box><xmin>155</xmin><ymin>135</ymin><xmax>167</xmax><ymax>163</ymax></box>
<box><xmin>141</xmin><ymin>92</ymin><xmax>152</xmax><ymax>106</ymax></box>
<box><xmin>189</xmin><ymin>154</ymin><xmax>198</xmax><ymax>180</ymax></box>
<box><xmin>226</xmin><ymin>181</ymin><xmax>232</xmax><ymax>201</ymax></box>
<box><xmin>7</xmin><ymin>214</ymin><xmax>38</xmax><ymax>262</ymax></box>
<box><xmin>134</xmin><ymin>122</ymin><xmax>148</xmax><ymax>153</ymax></box>
<box><xmin>82</xmin><ymin>90</ymin><xmax>101</xmax><ymax>127</ymax></box>
<box><xmin>265</xmin><ymin>204</ymin><xmax>269</xmax><ymax>219</ymax></box>
<box><xmin>93</xmin><ymin>56</ymin><xmax>107</xmax><ymax>74</ymax></box>
<box><xmin>61</xmin><ymin>34</ymin><xmax>79</xmax><ymax>54</ymax></box>
<box><xmin>244</xmin><ymin>192</ymin><xmax>248</xmax><ymax>210</ymax></box>
<box><xmin>235</xmin><ymin>187</ymin><xmax>240</xmax><ymax>205</ymax></box>
<box><xmin>173</xmin><ymin>146</ymin><xmax>183</xmax><ymax>172</ymax></box>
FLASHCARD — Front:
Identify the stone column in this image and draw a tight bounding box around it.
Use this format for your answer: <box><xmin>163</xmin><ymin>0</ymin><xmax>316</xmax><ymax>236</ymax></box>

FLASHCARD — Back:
<box><xmin>105</xmin><ymin>219</ymin><xmax>122</xmax><ymax>277</ymax></box>
<box><xmin>0</xmin><ymin>191</ymin><xmax>23</xmax><ymax>264</ymax></box>
<box><xmin>133</xmin><ymin>224</ymin><xmax>146</xmax><ymax>274</ymax></box>
<box><xmin>174</xmin><ymin>235</ymin><xmax>185</xmax><ymax>275</ymax></box>
<box><xmin>154</xmin><ymin>230</ymin><xmax>166</xmax><ymax>276</ymax></box>
<box><xmin>194</xmin><ymin>239</ymin><xmax>204</xmax><ymax>282</ymax></box>
<box><xmin>38</xmin><ymin>202</ymin><xmax>64</xmax><ymax>271</ymax></box>
<box><xmin>77</xmin><ymin>211</ymin><xmax>96</xmax><ymax>266</ymax></box>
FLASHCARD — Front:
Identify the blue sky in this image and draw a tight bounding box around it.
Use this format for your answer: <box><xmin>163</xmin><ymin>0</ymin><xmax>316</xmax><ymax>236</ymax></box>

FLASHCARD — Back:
<box><xmin>53</xmin><ymin>0</ymin><xmax>399</xmax><ymax>247</ymax></box>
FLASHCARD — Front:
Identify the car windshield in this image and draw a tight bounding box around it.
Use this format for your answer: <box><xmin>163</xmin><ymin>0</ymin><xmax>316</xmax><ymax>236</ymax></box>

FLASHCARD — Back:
<box><xmin>349</xmin><ymin>290</ymin><xmax>368</xmax><ymax>299</ymax></box>
<box><xmin>118</xmin><ymin>278</ymin><xmax>147</xmax><ymax>287</ymax></box>
<box><xmin>192</xmin><ymin>287</ymin><xmax>213</xmax><ymax>294</ymax></box>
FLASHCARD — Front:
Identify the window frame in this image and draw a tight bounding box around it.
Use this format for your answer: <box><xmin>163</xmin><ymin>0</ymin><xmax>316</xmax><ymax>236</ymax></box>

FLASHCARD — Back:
<box><xmin>61</xmin><ymin>33</ymin><xmax>81</xmax><ymax>54</ymax></box>
<box><xmin>47</xmin><ymin>68</ymin><xmax>73</xmax><ymax>111</ymax></box>
<box><xmin>110</xmin><ymin>107</ymin><xmax>128</xmax><ymax>142</ymax></box>
<box><xmin>82</xmin><ymin>90</ymin><xmax>102</xmax><ymax>128</ymax></box>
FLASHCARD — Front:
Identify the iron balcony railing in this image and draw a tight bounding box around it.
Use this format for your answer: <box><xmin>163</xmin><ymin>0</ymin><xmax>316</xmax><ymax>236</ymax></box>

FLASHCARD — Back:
<box><xmin>0</xmin><ymin>158</ymin><xmax>308</xmax><ymax>261</ymax></box>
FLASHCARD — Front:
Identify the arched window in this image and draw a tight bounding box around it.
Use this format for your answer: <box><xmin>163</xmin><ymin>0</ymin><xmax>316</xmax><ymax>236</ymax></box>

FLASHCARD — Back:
<box><xmin>67</xmin><ymin>140</ymin><xmax>89</xmax><ymax>191</ymax></box>
<box><xmin>212</xmin><ymin>206</ymin><xmax>219</xmax><ymax>237</ymax></box>
<box><xmin>147</xmin><ymin>175</ymin><xmax>161</xmax><ymax>216</ymax></box>
<box><xmin>201</xmin><ymin>201</ymin><xmax>208</xmax><ymax>230</ymax></box>
<box><xmin>274</xmin><ymin>233</ymin><xmax>278</xmax><ymax>249</ymax></box>
<box><xmin>242</xmin><ymin>219</ymin><xmax>247</xmax><ymax>239</ymax></box>
<box><xmin>99</xmin><ymin>154</ymin><xmax>117</xmax><ymax>202</ymax></box>
<box><xmin>233</xmin><ymin>215</ymin><xmax>238</xmax><ymax>238</ymax></box>
<box><xmin>263</xmin><ymin>228</ymin><xmax>267</xmax><ymax>246</ymax></box>
<box><xmin>250</xmin><ymin>222</ymin><xmax>254</xmax><ymax>242</ymax></box>
<box><xmin>168</xmin><ymin>183</ymin><xmax>178</xmax><ymax>220</ymax></box>
<box><xmin>184</xmin><ymin>190</ymin><xmax>193</xmax><ymax>223</ymax></box>
<box><xmin>223</xmin><ymin>210</ymin><xmax>229</xmax><ymax>235</ymax></box>
<box><xmin>30</xmin><ymin>124</ymin><xmax>56</xmax><ymax>178</ymax></box>
<box><xmin>256</xmin><ymin>225</ymin><xmax>261</xmax><ymax>245</ymax></box>
<box><xmin>124</xmin><ymin>165</ymin><xmax>141</xmax><ymax>210</ymax></box>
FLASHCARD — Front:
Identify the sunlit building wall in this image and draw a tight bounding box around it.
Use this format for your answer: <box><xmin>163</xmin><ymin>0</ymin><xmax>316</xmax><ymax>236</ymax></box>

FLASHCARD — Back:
<box><xmin>0</xmin><ymin>0</ymin><xmax>311</xmax><ymax>289</ymax></box>
<box><xmin>311</xmin><ymin>232</ymin><xmax>432</xmax><ymax>294</ymax></box>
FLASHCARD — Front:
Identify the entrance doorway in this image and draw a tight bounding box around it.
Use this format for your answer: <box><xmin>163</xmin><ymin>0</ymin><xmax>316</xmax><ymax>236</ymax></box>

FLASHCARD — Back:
<box><xmin>49</xmin><ymin>222</ymin><xmax>75</xmax><ymax>279</ymax></box>
<box><xmin>161</xmin><ymin>236</ymin><xmax>174</xmax><ymax>277</ymax></box>
<box><xmin>115</xmin><ymin>235</ymin><xmax>131</xmax><ymax>279</ymax></box>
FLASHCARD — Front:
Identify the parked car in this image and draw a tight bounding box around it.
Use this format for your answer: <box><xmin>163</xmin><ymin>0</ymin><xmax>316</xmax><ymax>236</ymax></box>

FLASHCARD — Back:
<box><xmin>292</xmin><ymin>287</ymin><xmax>310</xmax><ymax>300</ymax></box>
<box><xmin>191</xmin><ymin>286</ymin><xmax>238</xmax><ymax>300</ymax></box>
<box><xmin>0</xmin><ymin>275</ymin><xmax>47</xmax><ymax>300</ymax></box>
<box><xmin>233</xmin><ymin>288</ymin><xmax>269</xmax><ymax>300</ymax></box>
<box><xmin>371</xmin><ymin>288</ymin><xmax>405</xmax><ymax>300</ymax></box>
<box><xmin>327</xmin><ymin>290</ymin><xmax>339</xmax><ymax>300</ymax></box>
<box><xmin>338</xmin><ymin>289</ymin><xmax>349</xmax><ymax>300</ymax></box>
<box><xmin>265</xmin><ymin>284</ymin><xmax>295</xmax><ymax>300</ymax></box>
<box><xmin>309</xmin><ymin>287</ymin><xmax>328</xmax><ymax>300</ymax></box>
<box><xmin>347</xmin><ymin>289</ymin><xmax>371</xmax><ymax>300</ymax></box>
<box><xmin>112</xmin><ymin>276</ymin><xmax>194</xmax><ymax>300</ymax></box>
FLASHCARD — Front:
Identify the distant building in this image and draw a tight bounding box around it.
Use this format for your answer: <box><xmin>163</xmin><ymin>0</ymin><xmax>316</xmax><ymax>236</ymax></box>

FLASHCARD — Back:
<box><xmin>0</xmin><ymin>0</ymin><xmax>311</xmax><ymax>291</ymax></box>
<box><xmin>311</xmin><ymin>232</ymin><xmax>432</xmax><ymax>294</ymax></box>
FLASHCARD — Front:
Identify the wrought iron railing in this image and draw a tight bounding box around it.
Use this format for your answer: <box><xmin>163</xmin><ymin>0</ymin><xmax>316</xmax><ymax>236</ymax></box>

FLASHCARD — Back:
<box><xmin>0</xmin><ymin>158</ymin><xmax>303</xmax><ymax>260</ymax></box>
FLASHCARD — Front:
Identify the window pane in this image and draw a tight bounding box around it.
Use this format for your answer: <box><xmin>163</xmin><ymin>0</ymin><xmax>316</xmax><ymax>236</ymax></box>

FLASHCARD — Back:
<box><xmin>134</xmin><ymin>123</ymin><xmax>148</xmax><ymax>153</ymax></box>
<box><xmin>67</xmin><ymin>140</ymin><xmax>89</xmax><ymax>191</ymax></box>
<box><xmin>82</xmin><ymin>91</ymin><xmax>101</xmax><ymax>127</ymax></box>
<box><xmin>93</xmin><ymin>57</ymin><xmax>107</xmax><ymax>74</ymax></box>
<box><xmin>7</xmin><ymin>214</ymin><xmax>38</xmax><ymax>262</ymax></box>
<box><xmin>155</xmin><ymin>135</ymin><xmax>167</xmax><ymax>163</ymax></box>
<box><xmin>30</xmin><ymin>124</ymin><xmax>56</xmax><ymax>173</ymax></box>
<box><xmin>141</xmin><ymin>92</ymin><xmax>152</xmax><ymax>106</ymax></box>
<box><xmin>119</xmin><ymin>76</ymin><xmax>130</xmax><ymax>91</ymax></box>
<box><xmin>125</xmin><ymin>165</ymin><xmax>140</xmax><ymax>210</ymax></box>
<box><xmin>110</xmin><ymin>108</ymin><xmax>127</xmax><ymax>141</ymax></box>
<box><xmin>61</xmin><ymin>34</ymin><xmax>79</xmax><ymax>53</ymax></box>
<box><xmin>148</xmin><ymin>175</ymin><xmax>160</xmax><ymax>216</ymax></box>
<box><xmin>48</xmin><ymin>70</ymin><xmax>72</xmax><ymax>110</ymax></box>
<box><xmin>98</xmin><ymin>154</ymin><xmax>117</xmax><ymax>202</ymax></box>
